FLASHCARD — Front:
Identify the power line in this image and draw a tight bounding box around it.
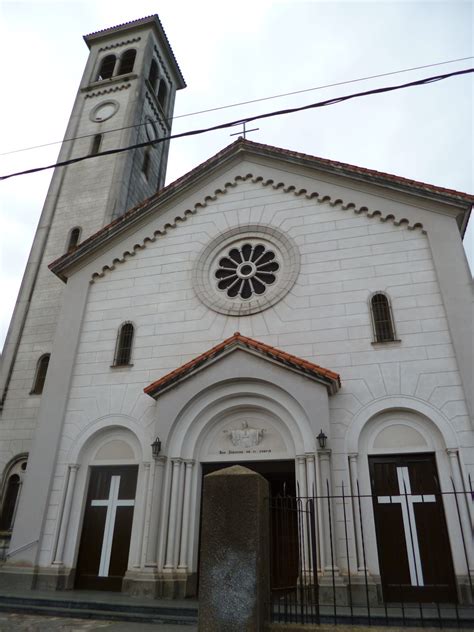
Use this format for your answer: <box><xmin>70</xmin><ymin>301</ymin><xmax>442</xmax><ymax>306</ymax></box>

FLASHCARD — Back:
<box><xmin>0</xmin><ymin>68</ymin><xmax>472</xmax><ymax>182</ymax></box>
<box><xmin>0</xmin><ymin>56</ymin><xmax>472</xmax><ymax>158</ymax></box>
<box><xmin>174</xmin><ymin>56</ymin><xmax>474</xmax><ymax>119</ymax></box>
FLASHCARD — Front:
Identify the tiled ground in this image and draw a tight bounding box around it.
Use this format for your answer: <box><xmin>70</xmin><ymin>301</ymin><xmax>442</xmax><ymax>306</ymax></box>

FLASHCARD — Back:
<box><xmin>0</xmin><ymin>613</ymin><xmax>196</xmax><ymax>632</ymax></box>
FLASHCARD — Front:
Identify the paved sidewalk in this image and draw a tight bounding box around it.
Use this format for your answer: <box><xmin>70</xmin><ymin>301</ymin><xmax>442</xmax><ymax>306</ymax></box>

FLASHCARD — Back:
<box><xmin>0</xmin><ymin>612</ymin><xmax>197</xmax><ymax>631</ymax></box>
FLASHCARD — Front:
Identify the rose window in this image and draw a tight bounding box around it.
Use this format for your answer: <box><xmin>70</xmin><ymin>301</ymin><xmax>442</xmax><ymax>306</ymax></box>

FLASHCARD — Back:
<box><xmin>214</xmin><ymin>243</ymin><xmax>280</xmax><ymax>299</ymax></box>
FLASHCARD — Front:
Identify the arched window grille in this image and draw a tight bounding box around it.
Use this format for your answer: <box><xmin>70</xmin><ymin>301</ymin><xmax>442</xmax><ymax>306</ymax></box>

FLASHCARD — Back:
<box><xmin>90</xmin><ymin>134</ymin><xmax>102</xmax><ymax>156</ymax></box>
<box><xmin>157</xmin><ymin>79</ymin><xmax>168</xmax><ymax>110</ymax></box>
<box><xmin>96</xmin><ymin>55</ymin><xmax>116</xmax><ymax>81</ymax></box>
<box><xmin>0</xmin><ymin>474</ymin><xmax>20</xmax><ymax>531</ymax></box>
<box><xmin>371</xmin><ymin>293</ymin><xmax>397</xmax><ymax>342</ymax></box>
<box><xmin>66</xmin><ymin>227</ymin><xmax>81</xmax><ymax>253</ymax></box>
<box><xmin>118</xmin><ymin>49</ymin><xmax>136</xmax><ymax>75</ymax></box>
<box><xmin>31</xmin><ymin>354</ymin><xmax>50</xmax><ymax>395</ymax></box>
<box><xmin>142</xmin><ymin>148</ymin><xmax>151</xmax><ymax>179</ymax></box>
<box><xmin>113</xmin><ymin>323</ymin><xmax>134</xmax><ymax>366</ymax></box>
<box><xmin>148</xmin><ymin>59</ymin><xmax>159</xmax><ymax>92</ymax></box>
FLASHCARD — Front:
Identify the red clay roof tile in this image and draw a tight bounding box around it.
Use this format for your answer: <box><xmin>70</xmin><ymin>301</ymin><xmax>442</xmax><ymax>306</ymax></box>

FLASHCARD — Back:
<box><xmin>144</xmin><ymin>332</ymin><xmax>341</xmax><ymax>398</ymax></box>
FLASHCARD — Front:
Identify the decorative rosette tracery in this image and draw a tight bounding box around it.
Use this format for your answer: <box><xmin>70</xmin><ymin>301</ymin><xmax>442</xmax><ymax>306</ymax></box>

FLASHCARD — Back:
<box><xmin>214</xmin><ymin>243</ymin><xmax>279</xmax><ymax>299</ymax></box>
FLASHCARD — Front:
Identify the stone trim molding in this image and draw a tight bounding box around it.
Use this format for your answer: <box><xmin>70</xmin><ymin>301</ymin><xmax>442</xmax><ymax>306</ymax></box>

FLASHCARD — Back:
<box><xmin>84</xmin><ymin>83</ymin><xmax>132</xmax><ymax>99</ymax></box>
<box><xmin>99</xmin><ymin>37</ymin><xmax>141</xmax><ymax>51</ymax></box>
<box><xmin>152</xmin><ymin>45</ymin><xmax>172</xmax><ymax>85</ymax></box>
<box><xmin>88</xmin><ymin>173</ymin><xmax>427</xmax><ymax>283</ymax></box>
<box><xmin>145</xmin><ymin>93</ymin><xmax>168</xmax><ymax>134</ymax></box>
<box><xmin>345</xmin><ymin>396</ymin><xmax>459</xmax><ymax>454</ymax></box>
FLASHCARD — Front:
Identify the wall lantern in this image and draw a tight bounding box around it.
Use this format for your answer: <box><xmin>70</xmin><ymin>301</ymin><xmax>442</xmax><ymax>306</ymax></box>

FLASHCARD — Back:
<box><xmin>317</xmin><ymin>430</ymin><xmax>327</xmax><ymax>450</ymax></box>
<box><xmin>151</xmin><ymin>437</ymin><xmax>162</xmax><ymax>459</ymax></box>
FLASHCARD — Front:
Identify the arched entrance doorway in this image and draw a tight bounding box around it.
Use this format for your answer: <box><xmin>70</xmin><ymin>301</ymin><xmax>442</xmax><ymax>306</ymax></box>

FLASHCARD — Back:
<box><xmin>348</xmin><ymin>407</ymin><xmax>462</xmax><ymax>603</ymax></box>
<box><xmin>146</xmin><ymin>341</ymin><xmax>338</xmax><ymax>598</ymax></box>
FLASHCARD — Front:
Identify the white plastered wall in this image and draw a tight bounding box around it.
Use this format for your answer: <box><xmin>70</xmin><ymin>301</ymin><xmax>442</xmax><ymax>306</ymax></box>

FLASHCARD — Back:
<box><xmin>21</xmin><ymin>155</ymin><xmax>472</xmax><ymax>577</ymax></box>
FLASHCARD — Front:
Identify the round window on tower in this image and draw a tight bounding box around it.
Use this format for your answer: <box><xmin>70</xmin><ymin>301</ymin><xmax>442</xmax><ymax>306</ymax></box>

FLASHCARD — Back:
<box><xmin>194</xmin><ymin>225</ymin><xmax>300</xmax><ymax>316</ymax></box>
<box><xmin>90</xmin><ymin>100</ymin><xmax>119</xmax><ymax>123</ymax></box>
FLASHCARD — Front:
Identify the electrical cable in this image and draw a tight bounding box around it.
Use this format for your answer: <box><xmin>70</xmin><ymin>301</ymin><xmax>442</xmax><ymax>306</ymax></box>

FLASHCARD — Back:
<box><xmin>0</xmin><ymin>56</ymin><xmax>472</xmax><ymax>158</ymax></box>
<box><xmin>0</xmin><ymin>68</ymin><xmax>472</xmax><ymax>182</ymax></box>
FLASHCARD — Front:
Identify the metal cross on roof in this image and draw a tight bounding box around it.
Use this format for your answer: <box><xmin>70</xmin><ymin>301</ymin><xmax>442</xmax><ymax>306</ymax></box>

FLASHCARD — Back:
<box><xmin>230</xmin><ymin>121</ymin><xmax>259</xmax><ymax>139</ymax></box>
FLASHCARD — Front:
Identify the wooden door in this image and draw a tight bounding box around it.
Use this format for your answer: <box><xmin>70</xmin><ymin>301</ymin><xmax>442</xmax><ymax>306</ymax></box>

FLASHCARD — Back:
<box><xmin>75</xmin><ymin>466</ymin><xmax>138</xmax><ymax>591</ymax></box>
<box><xmin>369</xmin><ymin>454</ymin><xmax>456</xmax><ymax>603</ymax></box>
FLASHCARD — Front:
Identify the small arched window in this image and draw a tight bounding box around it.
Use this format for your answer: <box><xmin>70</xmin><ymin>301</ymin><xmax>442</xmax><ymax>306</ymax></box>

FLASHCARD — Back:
<box><xmin>118</xmin><ymin>49</ymin><xmax>136</xmax><ymax>75</ymax></box>
<box><xmin>31</xmin><ymin>354</ymin><xmax>50</xmax><ymax>395</ymax></box>
<box><xmin>0</xmin><ymin>474</ymin><xmax>20</xmax><ymax>531</ymax></box>
<box><xmin>157</xmin><ymin>79</ymin><xmax>168</xmax><ymax>110</ymax></box>
<box><xmin>148</xmin><ymin>60</ymin><xmax>159</xmax><ymax>92</ymax></box>
<box><xmin>90</xmin><ymin>134</ymin><xmax>102</xmax><ymax>156</ymax></box>
<box><xmin>113</xmin><ymin>323</ymin><xmax>134</xmax><ymax>366</ymax></box>
<box><xmin>371</xmin><ymin>293</ymin><xmax>397</xmax><ymax>342</ymax></box>
<box><xmin>66</xmin><ymin>227</ymin><xmax>81</xmax><ymax>253</ymax></box>
<box><xmin>96</xmin><ymin>55</ymin><xmax>116</xmax><ymax>81</ymax></box>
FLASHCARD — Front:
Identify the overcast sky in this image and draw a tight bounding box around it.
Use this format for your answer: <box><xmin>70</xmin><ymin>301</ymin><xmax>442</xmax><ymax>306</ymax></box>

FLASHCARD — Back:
<box><xmin>0</xmin><ymin>0</ymin><xmax>472</xmax><ymax>349</ymax></box>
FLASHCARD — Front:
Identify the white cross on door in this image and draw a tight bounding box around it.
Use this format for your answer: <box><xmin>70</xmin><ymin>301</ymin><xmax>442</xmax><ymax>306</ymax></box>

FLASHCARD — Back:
<box><xmin>377</xmin><ymin>466</ymin><xmax>435</xmax><ymax>586</ymax></box>
<box><xmin>91</xmin><ymin>475</ymin><xmax>135</xmax><ymax>577</ymax></box>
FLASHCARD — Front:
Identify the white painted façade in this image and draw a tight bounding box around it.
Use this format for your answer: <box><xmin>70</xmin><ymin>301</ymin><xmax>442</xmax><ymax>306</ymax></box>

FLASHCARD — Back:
<box><xmin>0</xmin><ymin>15</ymin><xmax>472</xmax><ymax>602</ymax></box>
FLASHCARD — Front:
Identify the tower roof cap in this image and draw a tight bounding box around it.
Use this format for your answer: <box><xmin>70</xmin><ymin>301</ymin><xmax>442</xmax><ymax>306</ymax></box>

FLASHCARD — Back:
<box><xmin>83</xmin><ymin>14</ymin><xmax>185</xmax><ymax>88</ymax></box>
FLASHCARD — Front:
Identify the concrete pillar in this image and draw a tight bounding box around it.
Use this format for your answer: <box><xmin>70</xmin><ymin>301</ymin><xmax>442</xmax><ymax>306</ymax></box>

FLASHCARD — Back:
<box><xmin>178</xmin><ymin>460</ymin><xmax>194</xmax><ymax>571</ymax></box>
<box><xmin>164</xmin><ymin>458</ymin><xmax>183</xmax><ymax>570</ymax></box>
<box><xmin>134</xmin><ymin>461</ymin><xmax>150</xmax><ymax>568</ymax></box>
<box><xmin>198</xmin><ymin>465</ymin><xmax>269</xmax><ymax>632</ymax></box>
<box><xmin>145</xmin><ymin>456</ymin><xmax>166</xmax><ymax>567</ymax></box>
<box><xmin>305</xmin><ymin>454</ymin><xmax>317</xmax><ymax>574</ymax></box>
<box><xmin>348</xmin><ymin>453</ymin><xmax>366</xmax><ymax>572</ymax></box>
<box><xmin>52</xmin><ymin>464</ymin><xmax>79</xmax><ymax>566</ymax></box>
<box><xmin>446</xmin><ymin>448</ymin><xmax>474</xmax><ymax>571</ymax></box>
<box><xmin>319</xmin><ymin>449</ymin><xmax>338</xmax><ymax>573</ymax></box>
<box><xmin>296</xmin><ymin>455</ymin><xmax>310</xmax><ymax>572</ymax></box>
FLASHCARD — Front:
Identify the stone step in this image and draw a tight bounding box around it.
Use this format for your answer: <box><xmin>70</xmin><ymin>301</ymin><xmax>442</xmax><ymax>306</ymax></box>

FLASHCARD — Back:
<box><xmin>0</xmin><ymin>595</ymin><xmax>198</xmax><ymax>625</ymax></box>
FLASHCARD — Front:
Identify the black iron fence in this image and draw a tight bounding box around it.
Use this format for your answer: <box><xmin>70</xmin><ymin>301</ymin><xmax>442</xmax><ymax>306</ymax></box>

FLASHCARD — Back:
<box><xmin>268</xmin><ymin>478</ymin><xmax>473</xmax><ymax>627</ymax></box>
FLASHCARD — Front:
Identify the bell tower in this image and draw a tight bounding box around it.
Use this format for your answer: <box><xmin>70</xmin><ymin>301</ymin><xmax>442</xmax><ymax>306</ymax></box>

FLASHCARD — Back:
<box><xmin>80</xmin><ymin>16</ymin><xmax>186</xmax><ymax>220</ymax></box>
<box><xmin>0</xmin><ymin>17</ymin><xmax>185</xmax><ymax>449</ymax></box>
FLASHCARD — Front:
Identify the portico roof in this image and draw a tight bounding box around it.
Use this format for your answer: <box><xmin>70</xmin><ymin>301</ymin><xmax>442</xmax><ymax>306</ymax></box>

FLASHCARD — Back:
<box><xmin>144</xmin><ymin>332</ymin><xmax>341</xmax><ymax>398</ymax></box>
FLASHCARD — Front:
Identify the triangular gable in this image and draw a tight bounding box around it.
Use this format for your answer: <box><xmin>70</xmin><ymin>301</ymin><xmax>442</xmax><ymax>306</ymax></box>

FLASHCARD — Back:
<box><xmin>144</xmin><ymin>332</ymin><xmax>341</xmax><ymax>398</ymax></box>
<box><xmin>49</xmin><ymin>138</ymin><xmax>473</xmax><ymax>282</ymax></box>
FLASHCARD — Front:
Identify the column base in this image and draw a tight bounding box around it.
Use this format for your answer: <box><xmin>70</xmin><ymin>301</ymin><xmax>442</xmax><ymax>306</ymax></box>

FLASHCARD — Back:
<box><xmin>318</xmin><ymin>572</ymin><xmax>381</xmax><ymax>606</ymax></box>
<box><xmin>0</xmin><ymin>563</ymin><xmax>75</xmax><ymax>591</ymax></box>
<box><xmin>122</xmin><ymin>569</ymin><xmax>197</xmax><ymax>599</ymax></box>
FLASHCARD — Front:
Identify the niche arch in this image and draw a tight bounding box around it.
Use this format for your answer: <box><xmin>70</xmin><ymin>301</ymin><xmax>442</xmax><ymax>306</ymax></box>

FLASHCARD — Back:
<box><xmin>58</xmin><ymin>422</ymin><xmax>147</xmax><ymax>573</ymax></box>
<box><xmin>345</xmin><ymin>401</ymin><xmax>465</xmax><ymax>577</ymax></box>
<box><xmin>165</xmin><ymin>377</ymin><xmax>315</xmax><ymax>461</ymax></box>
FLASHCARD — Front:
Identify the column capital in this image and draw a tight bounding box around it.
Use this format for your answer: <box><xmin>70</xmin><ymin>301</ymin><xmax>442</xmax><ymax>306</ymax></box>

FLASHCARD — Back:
<box><xmin>296</xmin><ymin>454</ymin><xmax>306</xmax><ymax>464</ymax></box>
<box><xmin>305</xmin><ymin>453</ymin><xmax>315</xmax><ymax>463</ymax></box>
<box><xmin>143</xmin><ymin>461</ymin><xmax>152</xmax><ymax>470</ymax></box>
<box><xmin>446</xmin><ymin>447</ymin><xmax>459</xmax><ymax>458</ymax></box>
<box><xmin>68</xmin><ymin>463</ymin><xmax>80</xmax><ymax>471</ymax></box>
<box><xmin>348</xmin><ymin>452</ymin><xmax>358</xmax><ymax>461</ymax></box>
<box><xmin>171</xmin><ymin>457</ymin><xmax>184</xmax><ymax>465</ymax></box>
<box><xmin>184</xmin><ymin>459</ymin><xmax>195</xmax><ymax>467</ymax></box>
<box><xmin>318</xmin><ymin>448</ymin><xmax>332</xmax><ymax>460</ymax></box>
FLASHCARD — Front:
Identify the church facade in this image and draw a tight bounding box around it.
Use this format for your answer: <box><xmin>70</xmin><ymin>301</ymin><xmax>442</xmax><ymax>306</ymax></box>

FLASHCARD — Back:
<box><xmin>0</xmin><ymin>16</ymin><xmax>473</xmax><ymax>604</ymax></box>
